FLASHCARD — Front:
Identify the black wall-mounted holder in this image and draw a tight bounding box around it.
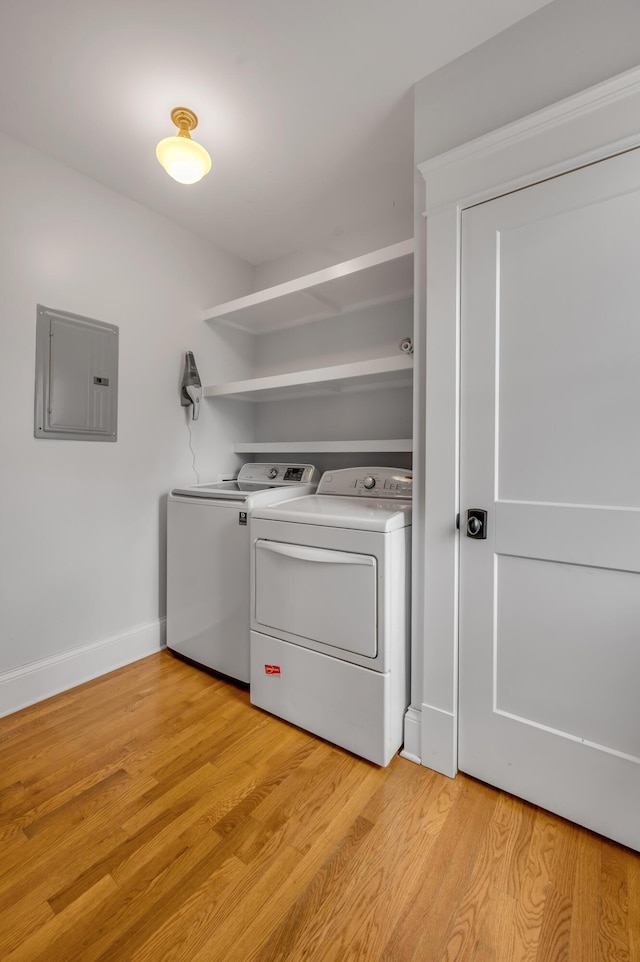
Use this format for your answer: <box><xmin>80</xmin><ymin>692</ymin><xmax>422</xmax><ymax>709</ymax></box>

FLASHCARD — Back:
<box><xmin>466</xmin><ymin>508</ymin><xmax>488</xmax><ymax>540</ymax></box>
<box><xmin>181</xmin><ymin>351</ymin><xmax>202</xmax><ymax>421</ymax></box>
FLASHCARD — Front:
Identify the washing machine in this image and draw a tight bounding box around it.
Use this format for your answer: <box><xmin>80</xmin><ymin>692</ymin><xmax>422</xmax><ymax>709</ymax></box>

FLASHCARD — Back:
<box><xmin>167</xmin><ymin>462</ymin><xmax>318</xmax><ymax>682</ymax></box>
<box><xmin>249</xmin><ymin>466</ymin><xmax>412</xmax><ymax>765</ymax></box>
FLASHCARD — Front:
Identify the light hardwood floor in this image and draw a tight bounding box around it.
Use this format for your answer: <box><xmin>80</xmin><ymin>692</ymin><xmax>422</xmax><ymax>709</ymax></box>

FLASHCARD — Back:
<box><xmin>1</xmin><ymin>650</ymin><xmax>638</xmax><ymax>961</ymax></box>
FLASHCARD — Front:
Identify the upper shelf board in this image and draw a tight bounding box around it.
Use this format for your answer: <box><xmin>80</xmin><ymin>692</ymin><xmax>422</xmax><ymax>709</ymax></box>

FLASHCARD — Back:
<box><xmin>203</xmin><ymin>239</ymin><xmax>414</xmax><ymax>335</ymax></box>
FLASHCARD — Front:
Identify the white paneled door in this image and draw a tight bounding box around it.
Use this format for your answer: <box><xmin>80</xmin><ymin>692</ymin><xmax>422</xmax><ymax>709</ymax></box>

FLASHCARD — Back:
<box><xmin>459</xmin><ymin>147</ymin><xmax>640</xmax><ymax>851</ymax></box>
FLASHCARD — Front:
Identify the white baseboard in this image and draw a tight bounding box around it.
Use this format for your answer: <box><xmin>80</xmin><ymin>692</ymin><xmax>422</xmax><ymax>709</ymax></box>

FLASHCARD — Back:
<box><xmin>400</xmin><ymin>706</ymin><xmax>422</xmax><ymax>764</ymax></box>
<box><xmin>0</xmin><ymin>618</ymin><xmax>166</xmax><ymax>719</ymax></box>
<box><xmin>421</xmin><ymin>702</ymin><xmax>457</xmax><ymax>778</ymax></box>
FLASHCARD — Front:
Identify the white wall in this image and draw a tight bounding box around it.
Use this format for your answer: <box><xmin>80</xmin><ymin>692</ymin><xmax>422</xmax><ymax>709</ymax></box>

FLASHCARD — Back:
<box><xmin>410</xmin><ymin>0</ymin><xmax>640</xmax><ymax>773</ymax></box>
<box><xmin>253</xmin><ymin>212</ymin><xmax>412</xmax><ymax>289</ymax></box>
<box><xmin>414</xmin><ymin>0</ymin><xmax>640</xmax><ymax>164</ymax></box>
<box><xmin>253</xmin><ymin>299</ymin><xmax>414</xmax><ymax>474</ymax></box>
<box><xmin>0</xmin><ymin>132</ymin><xmax>255</xmax><ymax>714</ymax></box>
<box><xmin>244</xmin><ymin>161</ymin><xmax>416</xmax><ymax>476</ymax></box>
<box><xmin>254</xmin><ymin>299</ymin><xmax>413</xmax><ymax>375</ymax></box>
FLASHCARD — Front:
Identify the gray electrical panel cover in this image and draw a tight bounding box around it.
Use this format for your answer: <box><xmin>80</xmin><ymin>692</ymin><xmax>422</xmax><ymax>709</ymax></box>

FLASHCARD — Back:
<box><xmin>34</xmin><ymin>305</ymin><xmax>119</xmax><ymax>441</ymax></box>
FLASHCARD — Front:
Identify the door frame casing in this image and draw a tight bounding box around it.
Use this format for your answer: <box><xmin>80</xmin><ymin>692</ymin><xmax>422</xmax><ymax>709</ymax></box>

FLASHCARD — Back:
<box><xmin>406</xmin><ymin>64</ymin><xmax>640</xmax><ymax>776</ymax></box>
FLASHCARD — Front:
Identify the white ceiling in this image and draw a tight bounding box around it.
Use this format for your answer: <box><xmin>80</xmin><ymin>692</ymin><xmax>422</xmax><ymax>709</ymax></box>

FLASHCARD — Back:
<box><xmin>0</xmin><ymin>0</ymin><xmax>550</xmax><ymax>265</ymax></box>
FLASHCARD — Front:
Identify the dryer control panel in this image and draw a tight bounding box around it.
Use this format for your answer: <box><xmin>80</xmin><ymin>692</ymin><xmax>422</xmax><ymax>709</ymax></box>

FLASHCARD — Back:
<box><xmin>237</xmin><ymin>462</ymin><xmax>319</xmax><ymax>485</ymax></box>
<box><xmin>317</xmin><ymin>467</ymin><xmax>412</xmax><ymax>499</ymax></box>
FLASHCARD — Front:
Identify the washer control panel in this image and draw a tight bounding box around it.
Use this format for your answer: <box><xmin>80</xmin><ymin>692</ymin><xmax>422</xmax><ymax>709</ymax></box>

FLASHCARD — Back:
<box><xmin>317</xmin><ymin>467</ymin><xmax>412</xmax><ymax>499</ymax></box>
<box><xmin>236</xmin><ymin>462</ymin><xmax>319</xmax><ymax>485</ymax></box>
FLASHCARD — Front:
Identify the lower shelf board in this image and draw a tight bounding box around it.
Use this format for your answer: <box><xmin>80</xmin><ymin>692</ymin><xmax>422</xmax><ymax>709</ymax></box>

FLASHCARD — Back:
<box><xmin>233</xmin><ymin>439</ymin><xmax>413</xmax><ymax>454</ymax></box>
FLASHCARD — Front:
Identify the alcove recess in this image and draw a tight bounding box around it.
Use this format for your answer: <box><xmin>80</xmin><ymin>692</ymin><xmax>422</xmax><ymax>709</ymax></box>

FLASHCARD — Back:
<box><xmin>202</xmin><ymin>239</ymin><xmax>414</xmax><ymax>472</ymax></box>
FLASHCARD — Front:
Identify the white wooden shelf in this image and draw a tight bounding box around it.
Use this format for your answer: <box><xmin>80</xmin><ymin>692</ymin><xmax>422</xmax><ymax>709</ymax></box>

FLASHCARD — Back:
<box><xmin>203</xmin><ymin>239</ymin><xmax>414</xmax><ymax>334</ymax></box>
<box><xmin>234</xmin><ymin>439</ymin><xmax>413</xmax><ymax>454</ymax></box>
<box><xmin>203</xmin><ymin>355</ymin><xmax>413</xmax><ymax>403</ymax></box>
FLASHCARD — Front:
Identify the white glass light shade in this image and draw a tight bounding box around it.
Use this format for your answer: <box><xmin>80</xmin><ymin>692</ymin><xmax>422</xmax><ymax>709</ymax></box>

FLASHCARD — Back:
<box><xmin>156</xmin><ymin>135</ymin><xmax>211</xmax><ymax>185</ymax></box>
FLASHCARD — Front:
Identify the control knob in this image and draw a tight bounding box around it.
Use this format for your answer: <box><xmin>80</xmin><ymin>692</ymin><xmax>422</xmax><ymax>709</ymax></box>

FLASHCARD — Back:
<box><xmin>362</xmin><ymin>476</ymin><xmax>376</xmax><ymax>490</ymax></box>
<box><xmin>267</xmin><ymin>468</ymin><xmax>279</xmax><ymax>479</ymax></box>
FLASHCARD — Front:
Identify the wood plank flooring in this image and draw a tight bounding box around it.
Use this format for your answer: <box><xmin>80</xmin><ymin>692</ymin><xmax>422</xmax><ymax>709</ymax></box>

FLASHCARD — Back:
<box><xmin>1</xmin><ymin>650</ymin><xmax>638</xmax><ymax>961</ymax></box>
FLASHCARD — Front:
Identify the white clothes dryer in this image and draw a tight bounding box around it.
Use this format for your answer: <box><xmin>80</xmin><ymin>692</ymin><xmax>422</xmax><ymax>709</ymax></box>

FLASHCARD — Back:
<box><xmin>167</xmin><ymin>463</ymin><xmax>318</xmax><ymax>682</ymax></box>
<box><xmin>249</xmin><ymin>466</ymin><xmax>412</xmax><ymax>765</ymax></box>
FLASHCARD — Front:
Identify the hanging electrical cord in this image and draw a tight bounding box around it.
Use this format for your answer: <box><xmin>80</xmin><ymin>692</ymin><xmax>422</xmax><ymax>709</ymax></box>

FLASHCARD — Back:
<box><xmin>186</xmin><ymin>419</ymin><xmax>200</xmax><ymax>483</ymax></box>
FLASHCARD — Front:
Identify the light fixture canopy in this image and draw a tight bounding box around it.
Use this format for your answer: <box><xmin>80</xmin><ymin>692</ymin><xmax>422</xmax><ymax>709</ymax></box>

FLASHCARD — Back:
<box><xmin>156</xmin><ymin>107</ymin><xmax>211</xmax><ymax>185</ymax></box>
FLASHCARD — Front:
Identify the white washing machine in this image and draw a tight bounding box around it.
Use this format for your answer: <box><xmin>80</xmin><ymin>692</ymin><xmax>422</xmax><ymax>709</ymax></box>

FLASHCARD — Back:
<box><xmin>167</xmin><ymin>463</ymin><xmax>318</xmax><ymax>682</ymax></box>
<box><xmin>249</xmin><ymin>466</ymin><xmax>412</xmax><ymax>765</ymax></box>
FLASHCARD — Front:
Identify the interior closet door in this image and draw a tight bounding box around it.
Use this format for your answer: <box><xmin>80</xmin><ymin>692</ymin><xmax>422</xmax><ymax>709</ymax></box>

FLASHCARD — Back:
<box><xmin>458</xmin><ymin>146</ymin><xmax>640</xmax><ymax>851</ymax></box>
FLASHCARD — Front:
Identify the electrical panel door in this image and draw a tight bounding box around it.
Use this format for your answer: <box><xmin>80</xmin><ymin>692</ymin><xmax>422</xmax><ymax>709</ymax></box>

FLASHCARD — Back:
<box><xmin>34</xmin><ymin>305</ymin><xmax>118</xmax><ymax>441</ymax></box>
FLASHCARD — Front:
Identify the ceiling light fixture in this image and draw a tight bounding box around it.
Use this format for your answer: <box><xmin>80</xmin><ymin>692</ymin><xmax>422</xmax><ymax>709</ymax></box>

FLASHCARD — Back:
<box><xmin>156</xmin><ymin>107</ymin><xmax>211</xmax><ymax>185</ymax></box>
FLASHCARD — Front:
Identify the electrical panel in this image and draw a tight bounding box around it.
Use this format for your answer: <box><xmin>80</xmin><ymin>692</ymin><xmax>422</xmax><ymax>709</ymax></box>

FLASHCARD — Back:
<box><xmin>34</xmin><ymin>305</ymin><xmax>118</xmax><ymax>441</ymax></box>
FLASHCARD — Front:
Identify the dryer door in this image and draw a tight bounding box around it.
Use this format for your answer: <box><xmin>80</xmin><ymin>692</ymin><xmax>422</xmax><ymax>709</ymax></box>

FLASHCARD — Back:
<box><xmin>254</xmin><ymin>539</ymin><xmax>377</xmax><ymax>657</ymax></box>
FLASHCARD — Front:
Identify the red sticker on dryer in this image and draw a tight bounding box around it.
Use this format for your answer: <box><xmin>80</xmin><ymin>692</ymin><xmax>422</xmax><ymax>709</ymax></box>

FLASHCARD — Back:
<box><xmin>265</xmin><ymin>664</ymin><xmax>281</xmax><ymax>675</ymax></box>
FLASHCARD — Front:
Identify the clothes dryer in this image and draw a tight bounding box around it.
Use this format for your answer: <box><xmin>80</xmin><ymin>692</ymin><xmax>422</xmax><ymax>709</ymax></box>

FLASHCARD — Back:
<box><xmin>167</xmin><ymin>463</ymin><xmax>318</xmax><ymax>681</ymax></box>
<box><xmin>250</xmin><ymin>466</ymin><xmax>412</xmax><ymax>765</ymax></box>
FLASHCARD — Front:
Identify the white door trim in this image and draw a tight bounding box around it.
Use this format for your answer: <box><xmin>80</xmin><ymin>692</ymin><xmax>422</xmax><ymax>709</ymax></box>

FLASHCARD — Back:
<box><xmin>408</xmin><ymin>63</ymin><xmax>640</xmax><ymax>776</ymax></box>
